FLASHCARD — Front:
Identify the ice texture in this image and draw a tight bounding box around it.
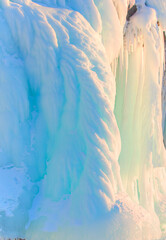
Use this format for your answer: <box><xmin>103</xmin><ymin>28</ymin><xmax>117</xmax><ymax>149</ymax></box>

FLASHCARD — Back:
<box><xmin>115</xmin><ymin>0</ymin><xmax>166</xmax><ymax>230</ymax></box>
<box><xmin>146</xmin><ymin>0</ymin><xmax>166</xmax><ymax>30</ymax></box>
<box><xmin>0</xmin><ymin>0</ymin><xmax>165</xmax><ymax>240</ymax></box>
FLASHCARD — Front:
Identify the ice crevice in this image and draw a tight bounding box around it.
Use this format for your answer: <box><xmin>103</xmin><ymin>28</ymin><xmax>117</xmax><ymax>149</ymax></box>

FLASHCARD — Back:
<box><xmin>0</xmin><ymin>0</ymin><xmax>166</xmax><ymax>240</ymax></box>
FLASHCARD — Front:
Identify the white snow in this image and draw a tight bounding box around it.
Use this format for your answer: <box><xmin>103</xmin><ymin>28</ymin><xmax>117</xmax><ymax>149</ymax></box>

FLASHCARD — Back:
<box><xmin>146</xmin><ymin>0</ymin><xmax>166</xmax><ymax>30</ymax></box>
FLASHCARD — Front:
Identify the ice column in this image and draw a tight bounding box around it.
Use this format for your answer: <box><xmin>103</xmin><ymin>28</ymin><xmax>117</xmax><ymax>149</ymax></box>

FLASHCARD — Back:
<box><xmin>115</xmin><ymin>3</ymin><xmax>166</xmax><ymax>212</ymax></box>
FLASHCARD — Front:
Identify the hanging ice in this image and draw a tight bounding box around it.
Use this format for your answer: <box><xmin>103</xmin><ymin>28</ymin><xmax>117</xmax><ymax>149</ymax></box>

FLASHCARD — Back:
<box><xmin>0</xmin><ymin>0</ymin><xmax>165</xmax><ymax>239</ymax></box>
<box><xmin>115</xmin><ymin>0</ymin><xmax>166</xmax><ymax>233</ymax></box>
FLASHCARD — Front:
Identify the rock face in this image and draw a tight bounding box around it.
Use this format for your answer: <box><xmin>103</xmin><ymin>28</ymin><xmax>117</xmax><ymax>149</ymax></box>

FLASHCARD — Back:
<box><xmin>126</xmin><ymin>4</ymin><xmax>137</xmax><ymax>21</ymax></box>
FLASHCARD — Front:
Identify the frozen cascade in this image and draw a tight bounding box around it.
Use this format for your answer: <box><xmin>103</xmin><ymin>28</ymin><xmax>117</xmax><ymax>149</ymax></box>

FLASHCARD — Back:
<box><xmin>115</xmin><ymin>0</ymin><xmax>166</xmax><ymax>236</ymax></box>
<box><xmin>0</xmin><ymin>0</ymin><xmax>123</xmax><ymax>239</ymax></box>
<box><xmin>0</xmin><ymin>0</ymin><xmax>165</xmax><ymax>239</ymax></box>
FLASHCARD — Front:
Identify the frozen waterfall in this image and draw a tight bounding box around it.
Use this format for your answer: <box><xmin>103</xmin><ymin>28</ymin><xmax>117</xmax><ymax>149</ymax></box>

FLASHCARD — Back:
<box><xmin>0</xmin><ymin>0</ymin><xmax>166</xmax><ymax>239</ymax></box>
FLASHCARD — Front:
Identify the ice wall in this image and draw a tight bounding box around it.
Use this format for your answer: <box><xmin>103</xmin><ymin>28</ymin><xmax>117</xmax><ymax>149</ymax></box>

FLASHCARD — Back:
<box><xmin>0</xmin><ymin>0</ymin><xmax>165</xmax><ymax>239</ymax></box>
<box><xmin>163</xmin><ymin>37</ymin><xmax>166</xmax><ymax>146</ymax></box>
<box><xmin>0</xmin><ymin>0</ymin><xmax>123</xmax><ymax>239</ymax></box>
<box><xmin>115</xmin><ymin>0</ymin><xmax>166</xmax><ymax>235</ymax></box>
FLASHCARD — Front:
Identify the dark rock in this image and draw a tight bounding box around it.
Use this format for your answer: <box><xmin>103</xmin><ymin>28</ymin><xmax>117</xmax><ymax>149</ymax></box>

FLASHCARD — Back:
<box><xmin>126</xmin><ymin>5</ymin><xmax>137</xmax><ymax>21</ymax></box>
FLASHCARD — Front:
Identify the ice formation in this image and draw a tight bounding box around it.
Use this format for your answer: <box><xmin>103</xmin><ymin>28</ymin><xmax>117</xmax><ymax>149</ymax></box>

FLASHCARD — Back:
<box><xmin>0</xmin><ymin>0</ymin><xmax>166</xmax><ymax>239</ymax></box>
<box><xmin>115</xmin><ymin>0</ymin><xmax>166</xmax><ymax>234</ymax></box>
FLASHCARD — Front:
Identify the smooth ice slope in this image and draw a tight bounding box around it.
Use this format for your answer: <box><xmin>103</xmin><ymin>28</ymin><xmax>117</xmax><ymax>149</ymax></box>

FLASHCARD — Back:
<box><xmin>0</xmin><ymin>0</ymin><xmax>165</xmax><ymax>240</ymax></box>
